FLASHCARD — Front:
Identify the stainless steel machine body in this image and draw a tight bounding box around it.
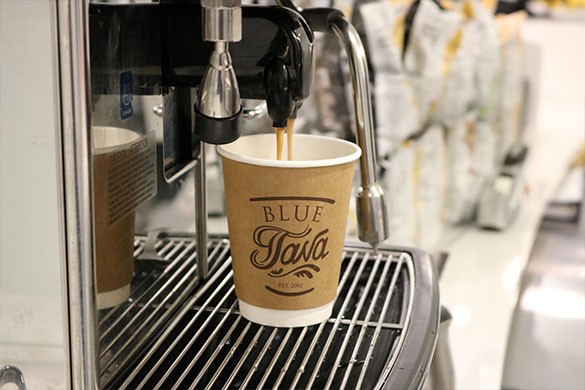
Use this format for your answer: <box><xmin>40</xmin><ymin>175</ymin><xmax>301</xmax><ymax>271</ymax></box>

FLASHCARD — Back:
<box><xmin>0</xmin><ymin>1</ymin><xmax>438</xmax><ymax>388</ymax></box>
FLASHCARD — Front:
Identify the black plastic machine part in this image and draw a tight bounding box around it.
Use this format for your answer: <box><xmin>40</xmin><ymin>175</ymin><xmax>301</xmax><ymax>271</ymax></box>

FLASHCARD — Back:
<box><xmin>89</xmin><ymin>0</ymin><xmax>314</xmax><ymax>144</ymax></box>
<box><xmin>194</xmin><ymin>107</ymin><xmax>243</xmax><ymax>145</ymax></box>
<box><xmin>264</xmin><ymin>59</ymin><xmax>294</xmax><ymax>128</ymax></box>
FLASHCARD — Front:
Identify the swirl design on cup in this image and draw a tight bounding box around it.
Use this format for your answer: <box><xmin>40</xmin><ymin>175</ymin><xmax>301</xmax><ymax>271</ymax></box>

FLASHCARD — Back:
<box><xmin>268</xmin><ymin>264</ymin><xmax>321</xmax><ymax>278</ymax></box>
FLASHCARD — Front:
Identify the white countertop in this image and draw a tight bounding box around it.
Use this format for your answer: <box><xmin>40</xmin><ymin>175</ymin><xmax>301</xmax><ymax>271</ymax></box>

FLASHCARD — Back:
<box><xmin>439</xmin><ymin>18</ymin><xmax>585</xmax><ymax>389</ymax></box>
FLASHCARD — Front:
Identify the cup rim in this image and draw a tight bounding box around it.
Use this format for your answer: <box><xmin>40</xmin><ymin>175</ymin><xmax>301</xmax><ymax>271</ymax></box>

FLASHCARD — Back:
<box><xmin>93</xmin><ymin>126</ymin><xmax>141</xmax><ymax>154</ymax></box>
<box><xmin>216</xmin><ymin>133</ymin><xmax>362</xmax><ymax>168</ymax></box>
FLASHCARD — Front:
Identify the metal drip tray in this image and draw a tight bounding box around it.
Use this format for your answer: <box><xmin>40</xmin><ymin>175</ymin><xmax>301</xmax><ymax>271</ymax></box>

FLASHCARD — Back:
<box><xmin>98</xmin><ymin>235</ymin><xmax>439</xmax><ymax>389</ymax></box>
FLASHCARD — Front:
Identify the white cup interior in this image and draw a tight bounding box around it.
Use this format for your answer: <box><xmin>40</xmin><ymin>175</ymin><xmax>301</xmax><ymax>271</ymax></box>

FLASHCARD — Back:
<box><xmin>93</xmin><ymin>126</ymin><xmax>141</xmax><ymax>153</ymax></box>
<box><xmin>216</xmin><ymin>133</ymin><xmax>361</xmax><ymax>168</ymax></box>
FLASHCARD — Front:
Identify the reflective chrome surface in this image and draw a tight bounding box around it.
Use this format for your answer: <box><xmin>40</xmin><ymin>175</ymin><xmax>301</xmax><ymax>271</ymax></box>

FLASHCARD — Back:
<box><xmin>329</xmin><ymin>14</ymin><xmax>389</xmax><ymax>248</ymax></box>
<box><xmin>201</xmin><ymin>0</ymin><xmax>242</xmax><ymax>43</ymax></box>
<box><xmin>56</xmin><ymin>0</ymin><xmax>100</xmax><ymax>388</ymax></box>
<box><xmin>197</xmin><ymin>42</ymin><xmax>241</xmax><ymax>119</ymax></box>
<box><xmin>194</xmin><ymin>146</ymin><xmax>209</xmax><ymax>280</ymax></box>
<box><xmin>198</xmin><ymin>0</ymin><xmax>242</xmax><ymax>121</ymax></box>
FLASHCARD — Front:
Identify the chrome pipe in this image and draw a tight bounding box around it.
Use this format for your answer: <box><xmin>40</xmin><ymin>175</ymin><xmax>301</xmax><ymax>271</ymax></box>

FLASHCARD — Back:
<box><xmin>328</xmin><ymin>14</ymin><xmax>389</xmax><ymax>248</ymax></box>
<box><xmin>55</xmin><ymin>0</ymin><xmax>99</xmax><ymax>388</ymax></box>
<box><xmin>201</xmin><ymin>0</ymin><xmax>242</xmax><ymax>43</ymax></box>
<box><xmin>195</xmin><ymin>144</ymin><xmax>209</xmax><ymax>280</ymax></box>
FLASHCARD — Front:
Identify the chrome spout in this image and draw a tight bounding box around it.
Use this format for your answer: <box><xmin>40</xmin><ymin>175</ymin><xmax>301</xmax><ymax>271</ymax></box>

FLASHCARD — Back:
<box><xmin>195</xmin><ymin>0</ymin><xmax>243</xmax><ymax>145</ymax></box>
<box><xmin>328</xmin><ymin>14</ymin><xmax>388</xmax><ymax>248</ymax></box>
<box><xmin>280</xmin><ymin>3</ymin><xmax>389</xmax><ymax>247</ymax></box>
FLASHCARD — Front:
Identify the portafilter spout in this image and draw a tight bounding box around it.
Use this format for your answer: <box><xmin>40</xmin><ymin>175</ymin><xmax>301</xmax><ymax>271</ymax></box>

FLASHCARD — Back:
<box><xmin>195</xmin><ymin>0</ymin><xmax>243</xmax><ymax>145</ymax></box>
<box><xmin>287</xmin><ymin>5</ymin><xmax>390</xmax><ymax>249</ymax></box>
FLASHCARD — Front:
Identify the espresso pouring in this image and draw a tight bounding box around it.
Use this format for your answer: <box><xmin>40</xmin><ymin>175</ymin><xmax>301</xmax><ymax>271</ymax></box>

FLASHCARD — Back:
<box><xmin>274</xmin><ymin>118</ymin><xmax>295</xmax><ymax>160</ymax></box>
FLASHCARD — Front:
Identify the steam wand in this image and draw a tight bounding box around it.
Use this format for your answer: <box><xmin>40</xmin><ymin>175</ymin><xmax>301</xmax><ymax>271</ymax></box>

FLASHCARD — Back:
<box><xmin>195</xmin><ymin>0</ymin><xmax>243</xmax><ymax>280</ymax></box>
<box><xmin>329</xmin><ymin>14</ymin><xmax>389</xmax><ymax>250</ymax></box>
<box><xmin>278</xmin><ymin>1</ymin><xmax>390</xmax><ymax>249</ymax></box>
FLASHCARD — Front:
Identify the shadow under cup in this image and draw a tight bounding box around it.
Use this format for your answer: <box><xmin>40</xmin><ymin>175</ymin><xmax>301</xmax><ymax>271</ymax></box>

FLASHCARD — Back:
<box><xmin>217</xmin><ymin>134</ymin><xmax>362</xmax><ymax>327</ymax></box>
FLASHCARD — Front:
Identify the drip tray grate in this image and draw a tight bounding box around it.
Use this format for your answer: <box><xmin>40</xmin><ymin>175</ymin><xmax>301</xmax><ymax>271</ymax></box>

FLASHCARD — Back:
<box><xmin>98</xmin><ymin>235</ymin><xmax>418</xmax><ymax>389</ymax></box>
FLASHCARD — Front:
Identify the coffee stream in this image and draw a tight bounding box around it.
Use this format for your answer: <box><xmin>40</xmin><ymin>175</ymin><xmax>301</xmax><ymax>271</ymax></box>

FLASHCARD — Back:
<box><xmin>275</xmin><ymin>127</ymin><xmax>285</xmax><ymax>160</ymax></box>
<box><xmin>287</xmin><ymin>118</ymin><xmax>295</xmax><ymax>160</ymax></box>
<box><xmin>274</xmin><ymin>118</ymin><xmax>295</xmax><ymax>161</ymax></box>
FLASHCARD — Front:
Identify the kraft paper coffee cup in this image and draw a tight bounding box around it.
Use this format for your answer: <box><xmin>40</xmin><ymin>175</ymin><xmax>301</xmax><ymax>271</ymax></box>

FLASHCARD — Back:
<box><xmin>217</xmin><ymin>134</ymin><xmax>361</xmax><ymax>327</ymax></box>
<box><xmin>93</xmin><ymin>126</ymin><xmax>140</xmax><ymax>310</ymax></box>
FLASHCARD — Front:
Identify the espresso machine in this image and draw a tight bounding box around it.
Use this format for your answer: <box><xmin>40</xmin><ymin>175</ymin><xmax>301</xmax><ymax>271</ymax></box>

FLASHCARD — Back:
<box><xmin>0</xmin><ymin>0</ymin><xmax>439</xmax><ymax>388</ymax></box>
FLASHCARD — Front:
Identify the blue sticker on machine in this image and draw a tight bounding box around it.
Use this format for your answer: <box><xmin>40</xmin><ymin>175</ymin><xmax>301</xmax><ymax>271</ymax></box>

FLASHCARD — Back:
<box><xmin>120</xmin><ymin>71</ymin><xmax>133</xmax><ymax>120</ymax></box>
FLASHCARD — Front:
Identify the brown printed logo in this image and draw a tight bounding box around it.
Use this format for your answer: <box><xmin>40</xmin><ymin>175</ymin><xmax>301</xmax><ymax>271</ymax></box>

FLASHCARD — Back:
<box><xmin>249</xmin><ymin>196</ymin><xmax>334</xmax><ymax>297</ymax></box>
